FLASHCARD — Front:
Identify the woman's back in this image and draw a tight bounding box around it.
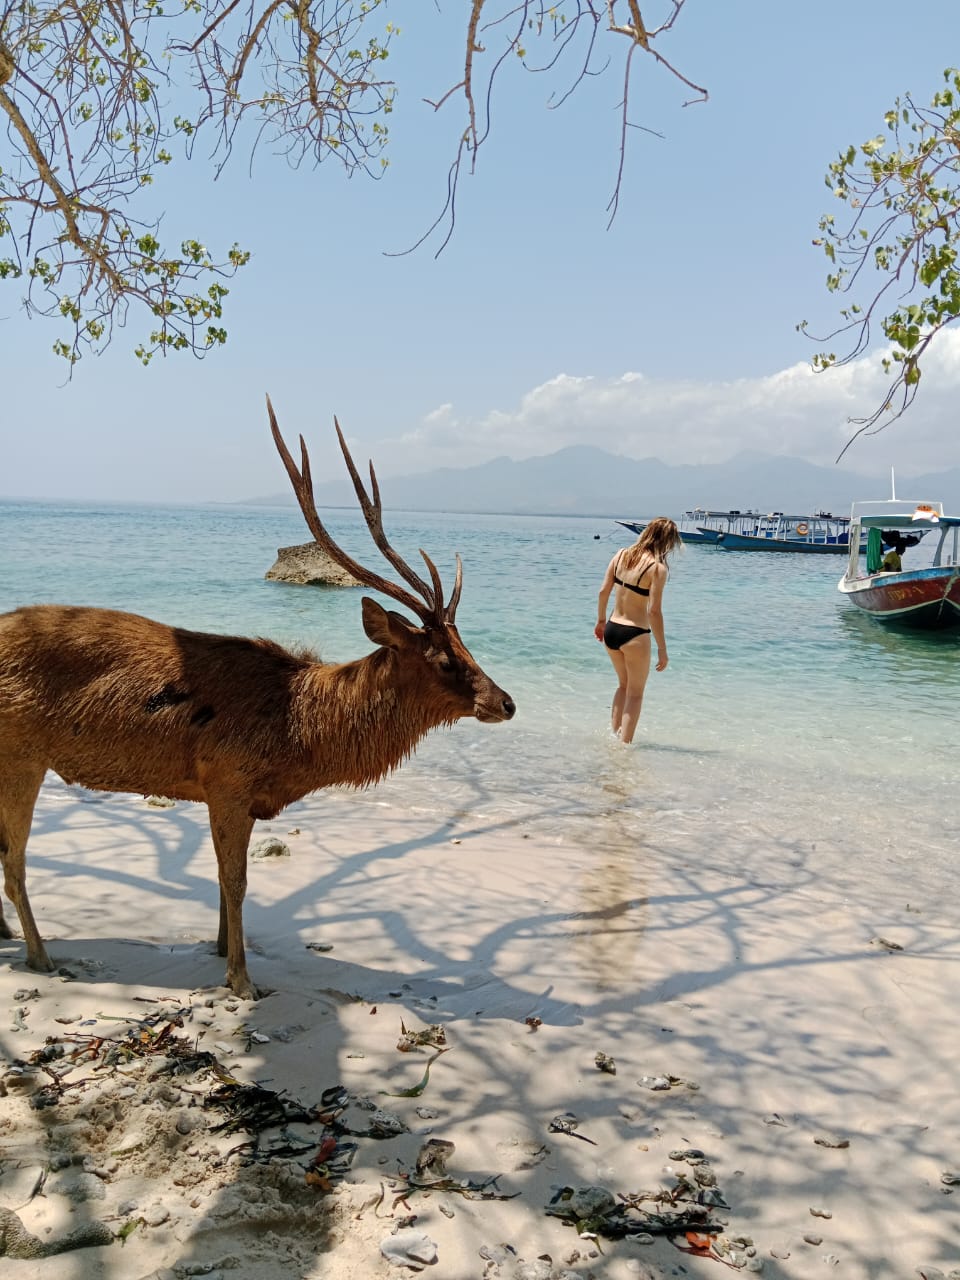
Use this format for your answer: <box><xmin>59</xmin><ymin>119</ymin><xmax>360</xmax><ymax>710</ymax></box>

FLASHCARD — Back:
<box><xmin>610</xmin><ymin>550</ymin><xmax>664</xmax><ymax>626</ymax></box>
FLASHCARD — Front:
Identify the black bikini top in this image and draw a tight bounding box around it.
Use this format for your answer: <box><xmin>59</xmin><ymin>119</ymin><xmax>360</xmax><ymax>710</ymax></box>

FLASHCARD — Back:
<box><xmin>614</xmin><ymin>553</ymin><xmax>654</xmax><ymax>597</ymax></box>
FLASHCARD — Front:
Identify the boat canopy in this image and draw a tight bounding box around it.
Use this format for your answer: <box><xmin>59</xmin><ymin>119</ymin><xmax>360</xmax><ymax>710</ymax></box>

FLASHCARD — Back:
<box><xmin>682</xmin><ymin>508</ymin><xmax>752</xmax><ymax>518</ymax></box>
<box><xmin>843</xmin><ymin>499</ymin><xmax>960</xmax><ymax>579</ymax></box>
<box><xmin>849</xmin><ymin>500</ymin><xmax>960</xmax><ymax>530</ymax></box>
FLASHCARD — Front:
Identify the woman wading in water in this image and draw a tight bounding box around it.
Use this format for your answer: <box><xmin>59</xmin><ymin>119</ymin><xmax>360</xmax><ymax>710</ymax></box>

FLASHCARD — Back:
<box><xmin>594</xmin><ymin>517</ymin><xmax>682</xmax><ymax>743</ymax></box>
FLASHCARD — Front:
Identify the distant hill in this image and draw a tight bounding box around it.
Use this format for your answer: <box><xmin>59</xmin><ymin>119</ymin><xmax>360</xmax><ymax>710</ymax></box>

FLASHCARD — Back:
<box><xmin>241</xmin><ymin>446</ymin><xmax>960</xmax><ymax>517</ymax></box>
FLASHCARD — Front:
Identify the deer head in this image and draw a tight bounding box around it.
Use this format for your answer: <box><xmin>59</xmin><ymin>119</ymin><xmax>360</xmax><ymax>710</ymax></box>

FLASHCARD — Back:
<box><xmin>267</xmin><ymin>397</ymin><xmax>516</xmax><ymax>725</ymax></box>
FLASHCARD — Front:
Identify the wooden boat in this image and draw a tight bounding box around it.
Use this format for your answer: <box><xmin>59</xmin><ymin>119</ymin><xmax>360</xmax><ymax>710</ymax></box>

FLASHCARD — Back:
<box><xmin>716</xmin><ymin>511</ymin><xmax>861</xmax><ymax>554</ymax></box>
<box><xmin>838</xmin><ymin>496</ymin><xmax>960</xmax><ymax>628</ymax></box>
<box><xmin>618</xmin><ymin>509</ymin><xmax>758</xmax><ymax>546</ymax></box>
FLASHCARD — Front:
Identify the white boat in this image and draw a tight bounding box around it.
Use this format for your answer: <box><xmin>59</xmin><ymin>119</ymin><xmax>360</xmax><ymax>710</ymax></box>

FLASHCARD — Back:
<box><xmin>716</xmin><ymin>511</ymin><xmax>862</xmax><ymax>554</ymax></box>
<box><xmin>618</xmin><ymin>509</ymin><xmax>760</xmax><ymax>546</ymax></box>
<box><xmin>838</xmin><ymin>493</ymin><xmax>960</xmax><ymax>629</ymax></box>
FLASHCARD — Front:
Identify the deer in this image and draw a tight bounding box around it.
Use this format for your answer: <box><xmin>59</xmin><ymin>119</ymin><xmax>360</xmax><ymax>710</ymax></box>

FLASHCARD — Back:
<box><xmin>0</xmin><ymin>397</ymin><xmax>515</xmax><ymax>998</ymax></box>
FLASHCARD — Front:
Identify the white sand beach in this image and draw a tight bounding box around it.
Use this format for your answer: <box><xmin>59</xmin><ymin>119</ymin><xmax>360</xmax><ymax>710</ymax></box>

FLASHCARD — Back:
<box><xmin>1</xmin><ymin>775</ymin><xmax>958</xmax><ymax>1279</ymax></box>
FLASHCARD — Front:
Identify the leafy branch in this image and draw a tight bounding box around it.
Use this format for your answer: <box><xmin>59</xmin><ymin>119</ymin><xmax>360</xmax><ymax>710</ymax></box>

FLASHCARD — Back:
<box><xmin>178</xmin><ymin>0</ymin><xmax>397</xmax><ymax>176</ymax></box>
<box><xmin>0</xmin><ymin>0</ymin><xmax>705</xmax><ymax>364</ymax></box>
<box><xmin>801</xmin><ymin>67</ymin><xmax>960</xmax><ymax>458</ymax></box>
<box><xmin>0</xmin><ymin>0</ymin><xmax>396</xmax><ymax>364</ymax></box>
<box><xmin>0</xmin><ymin>0</ymin><xmax>251</xmax><ymax>364</ymax></box>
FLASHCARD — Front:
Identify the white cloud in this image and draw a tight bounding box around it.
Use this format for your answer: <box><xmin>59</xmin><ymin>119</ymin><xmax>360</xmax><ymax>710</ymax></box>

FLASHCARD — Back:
<box><xmin>373</xmin><ymin>330</ymin><xmax>960</xmax><ymax>478</ymax></box>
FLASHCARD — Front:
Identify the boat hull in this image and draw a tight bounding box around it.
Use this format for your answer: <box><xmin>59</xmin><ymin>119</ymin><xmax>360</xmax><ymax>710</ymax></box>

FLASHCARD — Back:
<box><xmin>617</xmin><ymin>521</ymin><xmax>720</xmax><ymax>545</ymax></box>
<box><xmin>718</xmin><ymin>532</ymin><xmax>854</xmax><ymax>554</ymax></box>
<box><xmin>839</xmin><ymin>566</ymin><xmax>960</xmax><ymax>628</ymax></box>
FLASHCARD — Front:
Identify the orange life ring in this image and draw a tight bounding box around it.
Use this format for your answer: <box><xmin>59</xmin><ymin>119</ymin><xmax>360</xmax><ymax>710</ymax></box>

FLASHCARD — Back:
<box><xmin>796</xmin><ymin>522</ymin><xmax>809</xmax><ymax>536</ymax></box>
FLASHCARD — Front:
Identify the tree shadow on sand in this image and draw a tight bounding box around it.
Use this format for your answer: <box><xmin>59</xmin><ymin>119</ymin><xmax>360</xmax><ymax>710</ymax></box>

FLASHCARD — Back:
<box><xmin>2</xmin><ymin>773</ymin><xmax>959</xmax><ymax>1277</ymax></box>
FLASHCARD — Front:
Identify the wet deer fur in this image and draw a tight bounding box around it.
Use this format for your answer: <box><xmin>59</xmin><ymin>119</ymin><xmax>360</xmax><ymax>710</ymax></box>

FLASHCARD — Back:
<box><xmin>0</xmin><ymin>398</ymin><xmax>515</xmax><ymax>997</ymax></box>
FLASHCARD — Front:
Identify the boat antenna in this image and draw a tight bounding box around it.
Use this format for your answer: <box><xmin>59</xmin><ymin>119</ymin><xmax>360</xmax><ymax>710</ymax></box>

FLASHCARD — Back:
<box><xmin>890</xmin><ymin>466</ymin><xmax>896</xmax><ymax>501</ymax></box>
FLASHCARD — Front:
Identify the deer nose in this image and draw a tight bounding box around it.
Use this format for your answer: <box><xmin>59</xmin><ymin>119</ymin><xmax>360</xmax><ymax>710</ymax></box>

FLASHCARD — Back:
<box><xmin>501</xmin><ymin>696</ymin><xmax>516</xmax><ymax>720</ymax></box>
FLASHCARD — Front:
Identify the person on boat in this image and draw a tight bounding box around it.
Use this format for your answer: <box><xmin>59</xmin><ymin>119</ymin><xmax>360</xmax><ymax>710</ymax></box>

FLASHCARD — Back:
<box><xmin>881</xmin><ymin>543</ymin><xmax>903</xmax><ymax>572</ymax></box>
<box><xmin>594</xmin><ymin>517</ymin><xmax>682</xmax><ymax>744</ymax></box>
<box><xmin>879</xmin><ymin>532</ymin><xmax>918</xmax><ymax>572</ymax></box>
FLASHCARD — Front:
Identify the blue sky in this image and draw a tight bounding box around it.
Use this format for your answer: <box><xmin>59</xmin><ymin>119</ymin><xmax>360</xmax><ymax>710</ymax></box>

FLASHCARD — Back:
<box><xmin>4</xmin><ymin>0</ymin><xmax>960</xmax><ymax>500</ymax></box>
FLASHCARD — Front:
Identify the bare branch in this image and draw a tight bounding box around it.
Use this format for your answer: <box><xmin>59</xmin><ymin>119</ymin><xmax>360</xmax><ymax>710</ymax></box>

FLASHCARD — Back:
<box><xmin>407</xmin><ymin>0</ymin><xmax>706</xmax><ymax>254</ymax></box>
<box><xmin>185</xmin><ymin>0</ymin><xmax>243</xmax><ymax>53</ymax></box>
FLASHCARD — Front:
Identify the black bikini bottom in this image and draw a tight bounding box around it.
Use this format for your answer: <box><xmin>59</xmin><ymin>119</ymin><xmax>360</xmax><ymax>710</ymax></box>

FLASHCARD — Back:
<box><xmin>603</xmin><ymin>619</ymin><xmax>651</xmax><ymax>650</ymax></box>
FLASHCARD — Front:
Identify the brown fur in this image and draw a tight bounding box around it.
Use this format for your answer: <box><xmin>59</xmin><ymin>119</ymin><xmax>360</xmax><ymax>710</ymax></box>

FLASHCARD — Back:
<box><xmin>0</xmin><ymin>416</ymin><xmax>515</xmax><ymax>997</ymax></box>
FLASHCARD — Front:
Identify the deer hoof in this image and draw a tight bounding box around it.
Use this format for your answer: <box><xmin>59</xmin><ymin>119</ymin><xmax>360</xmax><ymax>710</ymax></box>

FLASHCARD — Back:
<box><xmin>26</xmin><ymin>951</ymin><xmax>56</xmax><ymax>974</ymax></box>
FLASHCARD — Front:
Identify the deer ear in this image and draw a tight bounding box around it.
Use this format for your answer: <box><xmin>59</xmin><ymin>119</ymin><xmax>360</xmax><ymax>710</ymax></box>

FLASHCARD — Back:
<box><xmin>361</xmin><ymin>597</ymin><xmax>420</xmax><ymax>648</ymax></box>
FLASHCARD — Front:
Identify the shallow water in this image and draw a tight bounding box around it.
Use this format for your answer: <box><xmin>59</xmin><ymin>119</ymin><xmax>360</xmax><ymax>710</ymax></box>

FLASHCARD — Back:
<box><xmin>2</xmin><ymin>498</ymin><xmax>958</xmax><ymax>900</ymax></box>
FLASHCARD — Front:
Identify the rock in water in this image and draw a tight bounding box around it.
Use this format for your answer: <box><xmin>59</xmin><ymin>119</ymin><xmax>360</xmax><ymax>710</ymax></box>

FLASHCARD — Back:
<box><xmin>265</xmin><ymin>542</ymin><xmax>361</xmax><ymax>586</ymax></box>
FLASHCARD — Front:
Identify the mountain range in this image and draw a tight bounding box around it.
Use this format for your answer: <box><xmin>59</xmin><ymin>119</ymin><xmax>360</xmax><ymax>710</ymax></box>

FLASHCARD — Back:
<box><xmin>241</xmin><ymin>447</ymin><xmax>960</xmax><ymax>518</ymax></box>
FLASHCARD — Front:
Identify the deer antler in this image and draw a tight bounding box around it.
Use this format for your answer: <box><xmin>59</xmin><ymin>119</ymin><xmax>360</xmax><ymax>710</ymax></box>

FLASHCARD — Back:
<box><xmin>445</xmin><ymin>557</ymin><xmax>462</xmax><ymax>623</ymax></box>
<box><xmin>331</xmin><ymin>416</ymin><xmax>445</xmax><ymax>611</ymax></box>
<box><xmin>267</xmin><ymin>396</ymin><xmax>455</xmax><ymax>627</ymax></box>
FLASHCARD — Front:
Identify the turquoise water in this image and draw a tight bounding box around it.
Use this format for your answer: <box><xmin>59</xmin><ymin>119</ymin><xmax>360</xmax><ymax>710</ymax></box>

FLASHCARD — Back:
<box><xmin>2</xmin><ymin>498</ymin><xmax>959</xmax><ymax>900</ymax></box>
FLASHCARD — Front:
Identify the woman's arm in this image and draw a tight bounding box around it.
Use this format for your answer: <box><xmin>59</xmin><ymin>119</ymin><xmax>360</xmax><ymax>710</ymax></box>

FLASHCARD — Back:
<box><xmin>647</xmin><ymin>564</ymin><xmax>669</xmax><ymax>670</ymax></box>
<box><xmin>594</xmin><ymin>554</ymin><xmax>618</xmax><ymax>642</ymax></box>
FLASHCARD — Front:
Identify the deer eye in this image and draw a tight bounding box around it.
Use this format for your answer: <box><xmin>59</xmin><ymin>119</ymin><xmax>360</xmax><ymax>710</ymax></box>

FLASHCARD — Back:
<box><xmin>436</xmin><ymin>653</ymin><xmax>453</xmax><ymax>673</ymax></box>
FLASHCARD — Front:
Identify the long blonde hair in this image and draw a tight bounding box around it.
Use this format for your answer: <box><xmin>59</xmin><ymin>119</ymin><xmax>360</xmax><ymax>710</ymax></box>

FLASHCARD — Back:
<box><xmin>621</xmin><ymin>517</ymin><xmax>682</xmax><ymax>572</ymax></box>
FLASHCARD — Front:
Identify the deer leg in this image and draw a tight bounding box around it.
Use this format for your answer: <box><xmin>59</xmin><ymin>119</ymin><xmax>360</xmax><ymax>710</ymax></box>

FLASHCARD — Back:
<box><xmin>207</xmin><ymin>798</ymin><xmax>256</xmax><ymax>999</ymax></box>
<box><xmin>0</xmin><ymin>845</ymin><xmax>10</xmax><ymax>939</ymax></box>
<box><xmin>0</xmin><ymin>766</ymin><xmax>53</xmax><ymax>973</ymax></box>
<box><xmin>217</xmin><ymin>894</ymin><xmax>228</xmax><ymax>959</ymax></box>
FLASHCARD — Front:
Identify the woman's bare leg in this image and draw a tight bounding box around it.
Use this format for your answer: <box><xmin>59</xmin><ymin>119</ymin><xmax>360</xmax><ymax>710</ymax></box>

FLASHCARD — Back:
<box><xmin>618</xmin><ymin>637</ymin><xmax>652</xmax><ymax>744</ymax></box>
<box><xmin>605</xmin><ymin>647</ymin><xmax>627</xmax><ymax>735</ymax></box>
<box><xmin>611</xmin><ymin>686</ymin><xmax>625</xmax><ymax>733</ymax></box>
